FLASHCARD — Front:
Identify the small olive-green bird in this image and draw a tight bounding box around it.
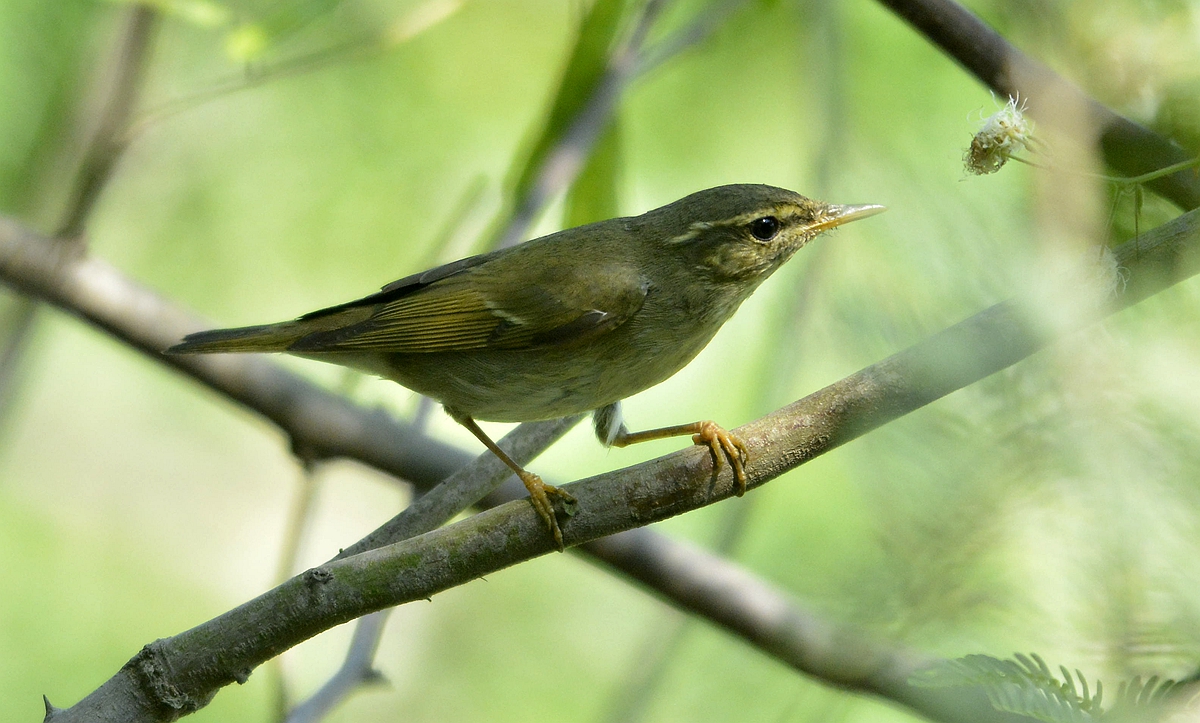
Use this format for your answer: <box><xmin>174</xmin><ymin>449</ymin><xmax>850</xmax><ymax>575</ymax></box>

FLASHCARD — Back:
<box><xmin>169</xmin><ymin>184</ymin><xmax>884</xmax><ymax>548</ymax></box>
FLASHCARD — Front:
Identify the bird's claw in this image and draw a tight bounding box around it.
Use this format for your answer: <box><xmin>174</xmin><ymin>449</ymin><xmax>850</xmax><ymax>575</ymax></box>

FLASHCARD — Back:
<box><xmin>692</xmin><ymin>421</ymin><xmax>750</xmax><ymax>495</ymax></box>
<box><xmin>518</xmin><ymin>471</ymin><xmax>577</xmax><ymax>551</ymax></box>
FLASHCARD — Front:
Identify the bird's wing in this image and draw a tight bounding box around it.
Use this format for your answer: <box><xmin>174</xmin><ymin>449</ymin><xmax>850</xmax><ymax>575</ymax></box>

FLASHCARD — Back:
<box><xmin>296</xmin><ymin>251</ymin><xmax>498</xmax><ymax>321</ymax></box>
<box><xmin>287</xmin><ymin>257</ymin><xmax>648</xmax><ymax>353</ymax></box>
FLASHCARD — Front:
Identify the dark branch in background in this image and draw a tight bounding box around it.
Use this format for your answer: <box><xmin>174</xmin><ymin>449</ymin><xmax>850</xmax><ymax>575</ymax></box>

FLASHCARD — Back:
<box><xmin>874</xmin><ymin>0</ymin><xmax>1200</xmax><ymax>211</ymax></box>
<box><xmin>579</xmin><ymin>528</ymin><xmax>1034</xmax><ymax>723</ymax></box>
<box><xmin>21</xmin><ymin>196</ymin><xmax>1200</xmax><ymax>722</ymax></box>
<box><xmin>282</xmin><ymin>415</ymin><xmax>582</xmax><ymax>723</ymax></box>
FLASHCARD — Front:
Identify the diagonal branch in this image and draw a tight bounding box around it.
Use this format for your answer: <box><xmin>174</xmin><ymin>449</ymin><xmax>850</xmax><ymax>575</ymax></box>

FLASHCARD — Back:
<box><xmin>874</xmin><ymin>0</ymin><xmax>1200</xmax><ymax>210</ymax></box>
<box><xmin>28</xmin><ymin>200</ymin><xmax>1200</xmax><ymax>722</ymax></box>
<box><xmin>0</xmin><ymin>214</ymin><xmax>465</xmax><ymax>489</ymax></box>
<box><xmin>490</xmin><ymin>0</ymin><xmax>746</xmax><ymax>249</ymax></box>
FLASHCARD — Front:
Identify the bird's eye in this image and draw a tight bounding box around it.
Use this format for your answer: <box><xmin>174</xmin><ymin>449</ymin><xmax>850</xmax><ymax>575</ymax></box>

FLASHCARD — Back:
<box><xmin>749</xmin><ymin>216</ymin><xmax>780</xmax><ymax>241</ymax></box>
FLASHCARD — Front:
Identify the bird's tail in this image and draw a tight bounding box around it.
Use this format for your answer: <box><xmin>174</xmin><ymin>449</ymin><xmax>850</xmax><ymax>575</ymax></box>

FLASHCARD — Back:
<box><xmin>167</xmin><ymin>322</ymin><xmax>306</xmax><ymax>354</ymax></box>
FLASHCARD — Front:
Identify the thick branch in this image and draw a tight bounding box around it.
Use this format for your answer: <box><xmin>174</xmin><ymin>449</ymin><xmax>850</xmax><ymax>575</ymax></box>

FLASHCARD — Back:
<box><xmin>875</xmin><ymin>0</ymin><xmax>1200</xmax><ymax>210</ymax></box>
<box><xmin>34</xmin><ymin>205</ymin><xmax>1200</xmax><ymax>722</ymax></box>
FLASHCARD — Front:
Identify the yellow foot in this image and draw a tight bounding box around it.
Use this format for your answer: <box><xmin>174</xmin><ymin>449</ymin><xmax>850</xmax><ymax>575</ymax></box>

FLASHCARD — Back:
<box><xmin>692</xmin><ymin>421</ymin><xmax>750</xmax><ymax>495</ymax></box>
<box><xmin>518</xmin><ymin>470</ymin><xmax>577</xmax><ymax>551</ymax></box>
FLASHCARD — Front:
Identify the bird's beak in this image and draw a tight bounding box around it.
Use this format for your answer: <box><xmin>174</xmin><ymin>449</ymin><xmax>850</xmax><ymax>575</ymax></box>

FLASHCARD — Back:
<box><xmin>807</xmin><ymin>203</ymin><xmax>887</xmax><ymax>233</ymax></box>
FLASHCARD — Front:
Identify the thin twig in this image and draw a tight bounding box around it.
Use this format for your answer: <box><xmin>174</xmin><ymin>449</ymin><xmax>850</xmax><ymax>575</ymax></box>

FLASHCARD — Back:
<box><xmin>57</xmin><ymin>5</ymin><xmax>159</xmax><ymax>239</ymax></box>
<box><xmin>269</xmin><ymin>463</ymin><xmax>322</xmax><ymax>721</ymax></box>
<box><xmin>491</xmin><ymin>0</ymin><xmax>746</xmax><ymax>250</ymax></box>
<box><xmin>0</xmin><ymin>5</ymin><xmax>159</xmax><ymax>433</ymax></box>
<box><xmin>280</xmin><ymin>415</ymin><xmax>582</xmax><ymax>722</ymax></box>
<box><xmin>335</xmin><ymin>416</ymin><xmax>583</xmax><ymax>560</ymax></box>
<box><xmin>284</xmin><ymin>610</ymin><xmax>389</xmax><ymax>723</ymax></box>
<box><xmin>633</xmin><ymin>0</ymin><xmax>746</xmax><ymax>75</ymax></box>
<box><xmin>31</xmin><ymin>203</ymin><xmax>1200</xmax><ymax>723</ymax></box>
<box><xmin>0</xmin><ymin>299</ymin><xmax>39</xmax><ymax>423</ymax></box>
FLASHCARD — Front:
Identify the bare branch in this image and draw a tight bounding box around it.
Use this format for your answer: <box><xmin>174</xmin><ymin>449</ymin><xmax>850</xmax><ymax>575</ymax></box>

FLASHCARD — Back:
<box><xmin>579</xmin><ymin>528</ymin><xmax>1035</xmax><ymax>723</ymax></box>
<box><xmin>0</xmin><ymin>215</ymin><xmax>465</xmax><ymax>491</ymax></box>
<box><xmin>0</xmin><ymin>5</ymin><xmax>159</xmax><ymax>438</ymax></box>
<box><xmin>633</xmin><ymin>0</ymin><xmax>746</xmax><ymax>75</ymax></box>
<box><xmin>283</xmin><ymin>610</ymin><xmax>389</xmax><ymax>723</ymax></box>
<box><xmin>491</xmin><ymin>0</ymin><xmax>746</xmax><ymax>248</ymax></box>
<box><xmin>874</xmin><ymin>0</ymin><xmax>1200</xmax><ymax>210</ymax></box>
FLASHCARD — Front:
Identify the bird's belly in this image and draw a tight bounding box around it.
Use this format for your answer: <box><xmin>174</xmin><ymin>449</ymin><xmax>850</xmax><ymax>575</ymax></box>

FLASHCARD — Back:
<box><xmin>327</xmin><ymin>334</ymin><xmax>707</xmax><ymax>422</ymax></box>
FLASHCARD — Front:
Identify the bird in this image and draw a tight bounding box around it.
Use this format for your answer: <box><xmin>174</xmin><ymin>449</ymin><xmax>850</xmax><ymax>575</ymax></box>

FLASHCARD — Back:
<box><xmin>168</xmin><ymin>184</ymin><xmax>884</xmax><ymax>549</ymax></box>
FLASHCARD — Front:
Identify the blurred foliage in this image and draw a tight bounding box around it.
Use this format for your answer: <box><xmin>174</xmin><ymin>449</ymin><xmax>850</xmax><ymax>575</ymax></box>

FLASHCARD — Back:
<box><xmin>911</xmin><ymin>653</ymin><xmax>1196</xmax><ymax>723</ymax></box>
<box><xmin>2</xmin><ymin>1</ymin><xmax>1200</xmax><ymax>722</ymax></box>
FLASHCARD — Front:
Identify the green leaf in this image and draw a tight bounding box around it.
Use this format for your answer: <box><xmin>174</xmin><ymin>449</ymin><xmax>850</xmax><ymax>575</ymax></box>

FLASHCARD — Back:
<box><xmin>509</xmin><ymin>0</ymin><xmax>629</xmax><ymax>200</ymax></box>
<box><xmin>483</xmin><ymin>0</ymin><xmax>632</xmax><ymax>246</ymax></box>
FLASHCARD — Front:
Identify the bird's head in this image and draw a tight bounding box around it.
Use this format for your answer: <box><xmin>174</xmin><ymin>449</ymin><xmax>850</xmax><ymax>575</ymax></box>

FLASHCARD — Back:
<box><xmin>635</xmin><ymin>184</ymin><xmax>885</xmax><ymax>283</ymax></box>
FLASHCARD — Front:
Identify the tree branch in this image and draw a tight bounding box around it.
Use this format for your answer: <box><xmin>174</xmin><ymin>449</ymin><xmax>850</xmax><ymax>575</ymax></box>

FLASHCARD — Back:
<box><xmin>492</xmin><ymin>0</ymin><xmax>669</xmax><ymax>248</ymax></box>
<box><xmin>578</xmin><ymin>527</ymin><xmax>1035</xmax><ymax>723</ymax></box>
<box><xmin>0</xmin><ymin>214</ymin><xmax>466</xmax><ymax>490</ymax></box>
<box><xmin>874</xmin><ymin>0</ymin><xmax>1200</xmax><ymax>210</ymax></box>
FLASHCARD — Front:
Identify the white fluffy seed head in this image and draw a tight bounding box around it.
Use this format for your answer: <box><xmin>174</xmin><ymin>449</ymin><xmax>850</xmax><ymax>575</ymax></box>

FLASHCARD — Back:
<box><xmin>965</xmin><ymin>95</ymin><xmax>1036</xmax><ymax>175</ymax></box>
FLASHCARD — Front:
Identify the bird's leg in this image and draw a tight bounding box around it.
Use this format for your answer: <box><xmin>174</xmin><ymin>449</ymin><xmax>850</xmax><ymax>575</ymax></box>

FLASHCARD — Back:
<box><xmin>447</xmin><ymin>408</ymin><xmax>576</xmax><ymax>550</ymax></box>
<box><xmin>593</xmin><ymin>402</ymin><xmax>750</xmax><ymax>494</ymax></box>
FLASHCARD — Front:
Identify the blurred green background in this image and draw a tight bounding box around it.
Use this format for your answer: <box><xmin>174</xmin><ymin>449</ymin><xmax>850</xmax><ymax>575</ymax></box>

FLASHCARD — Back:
<box><xmin>3</xmin><ymin>0</ymin><xmax>1200</xmax><ymax>721</ymax></box>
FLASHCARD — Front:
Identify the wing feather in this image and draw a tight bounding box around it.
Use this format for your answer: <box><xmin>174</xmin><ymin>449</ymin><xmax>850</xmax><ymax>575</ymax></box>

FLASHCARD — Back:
<box><xmin>288</xmin><ymin>256</ymin><xmax>647</xmax><ymax>354</ymax></box>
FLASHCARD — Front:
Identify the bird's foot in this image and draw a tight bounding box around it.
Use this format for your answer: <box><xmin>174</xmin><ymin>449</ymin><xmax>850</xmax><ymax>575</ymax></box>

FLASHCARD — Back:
<box><xmin>692</xmin><ymin>421</ymin><xmax>750</xmax><ymax>495</ymax></box>
<box><xmin>518</xmin><ymin>470</ymin><xmax>577</xmax><ymax>551</ymax></box>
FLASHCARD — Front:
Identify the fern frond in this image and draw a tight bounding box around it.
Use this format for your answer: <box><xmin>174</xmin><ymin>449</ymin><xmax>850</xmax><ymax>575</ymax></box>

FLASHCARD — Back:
<box><xmin>910</xmin><ymin>653</ymin><xmax>1192</xmax><ymax>723</ymax></box>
